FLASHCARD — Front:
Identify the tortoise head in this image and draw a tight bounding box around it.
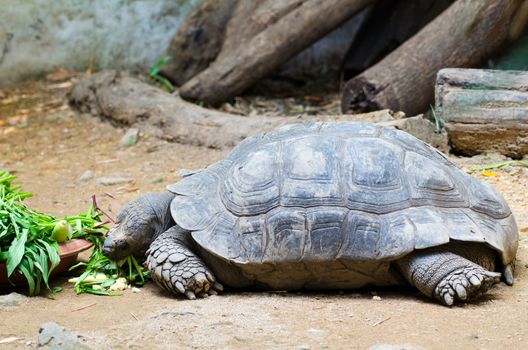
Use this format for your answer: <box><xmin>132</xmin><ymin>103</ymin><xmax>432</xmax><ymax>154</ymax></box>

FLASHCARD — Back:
<box><xmin>103</xmin><ymin>192</ymin><xmax>174</xmax><ymax>261</ymax></box>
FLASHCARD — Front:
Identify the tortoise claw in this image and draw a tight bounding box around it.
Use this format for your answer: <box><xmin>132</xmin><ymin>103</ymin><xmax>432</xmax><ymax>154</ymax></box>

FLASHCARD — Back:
<box><xmin>185</xmin><ymin>291</ymin><xmax>196</xmax><ymax>300</ymax></box>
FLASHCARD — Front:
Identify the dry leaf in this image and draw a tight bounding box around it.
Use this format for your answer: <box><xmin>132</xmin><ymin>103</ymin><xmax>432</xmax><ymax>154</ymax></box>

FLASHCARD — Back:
<box><xmin>481</xmin><ymin>170</ymin><xmax>500</xmax><ymax>177</ymax></box>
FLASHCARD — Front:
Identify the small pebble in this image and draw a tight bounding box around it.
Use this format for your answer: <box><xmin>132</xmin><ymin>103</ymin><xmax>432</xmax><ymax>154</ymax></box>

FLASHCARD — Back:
<box><xmin>79</xmin><ymin>170</ymin><xmax>95</xmax><ymax>182</ymax></box>
<box><xmin>305</xmin><ymin>328</ymin><xmax>327</xmax><ymax>339</ymax></box>
<box><xmin>297</xmin><ymin>345</ymin><xmax>311</xmax><ymax>350</ymax></box>
<box><xmin>131</xmin><ymin>287</ymin><xmax>141</xmax><ymax>293</ymax></box>
<box><xmin>372</xmin><ymin>296</ymin><xmax>382</xmax><ymax>301</ymax></box>
<box><xmin>369</xmin><ymin>344</ymin><xmax>425</xmax><ymax>350</ymax></box>
<box><xmin>97</xmin><ymin>177</ymin><xmax>133</xmax><ymax>186</ymax></box>
<box><xmin>120</xmin><ymin>128</ymin><xmax>139</xmax><ymax>147</ymax></box>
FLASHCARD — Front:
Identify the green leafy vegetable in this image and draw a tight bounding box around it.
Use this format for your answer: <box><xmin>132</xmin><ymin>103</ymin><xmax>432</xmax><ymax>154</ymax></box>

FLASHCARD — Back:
<box><xmin>69</xmin><ymin>234</ymin><xmax>150</xmax><ymax>296</ymax></box>
<box><xmin>1</xmin><ymin>169</ymin><xmax>151</xmax><ymax>297</ymax></box>
<box><xmin>0</xmin><ymin>169</ymin><xmax>107</xmax><ymax>296</ymax></box>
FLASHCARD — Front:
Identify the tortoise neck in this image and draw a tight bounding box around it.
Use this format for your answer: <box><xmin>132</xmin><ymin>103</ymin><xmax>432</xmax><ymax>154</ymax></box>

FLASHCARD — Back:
<box><xmin>143</xmin><ymin>191</ymin><xmax>175</xmax><ymax>239</ymax></box>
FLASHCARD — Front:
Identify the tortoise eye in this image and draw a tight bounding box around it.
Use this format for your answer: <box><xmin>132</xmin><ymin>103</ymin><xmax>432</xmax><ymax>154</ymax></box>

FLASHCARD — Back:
<box><xmin>118</xmin><ymin>240</ymin><xmax>128</xmax><ymax>251</ymax></box>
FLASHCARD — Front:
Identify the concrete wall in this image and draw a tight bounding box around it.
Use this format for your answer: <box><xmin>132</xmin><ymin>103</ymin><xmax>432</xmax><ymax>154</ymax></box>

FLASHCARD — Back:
<box><xmin>0</xmin><ymin>0</ymin><xmax>200</xmax><ymax>83</ymax></box>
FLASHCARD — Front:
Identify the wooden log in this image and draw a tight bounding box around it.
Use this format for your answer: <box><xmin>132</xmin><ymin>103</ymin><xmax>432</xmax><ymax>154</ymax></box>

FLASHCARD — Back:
<box><xmin>162</xmin><ymin>0</ymin><xmax>367</xmax><ymax>94</ymax></box>
<box><xmin>68</xmin><ymin>71</ymin><xmax>396</xmax><ymax>149</ymax></box>
<box><xmin>436</xmin><ymin>68</ymin><xmax>528</xmax><ymax>158</ymax></box>
<box><xmin>179</xmin><ymin>0</ymin><xmax>374</xmax><ymax>106</ymax></box>
<box><xmin>342</xmin><ymin>0</ymin><xmax>452</xmax><ymax>78</ymax></box>
<box><xmin>162</xmin><ymin>0</ymin><xmax>237</xmax><ymax>86</ymax></box>
<box><xmin>218</xmin><ymin>1</ymin><xmax>306</xmax><ymax>62</ymax></box>
<box><xmin>341</xmin><ymin>0</ymin><xmax>528</xmax><ymax>116</ymax></box>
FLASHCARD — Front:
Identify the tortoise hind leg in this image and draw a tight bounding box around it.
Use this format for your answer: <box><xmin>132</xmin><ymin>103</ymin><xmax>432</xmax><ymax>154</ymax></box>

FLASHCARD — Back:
<box><xmin>395</xmin><ymin>248</ymin><xmax>501</xmax><ymax>306</ymax></box>
<box><xmin>146</xmin><ymin>225</ymin><xmax>223</xmax><ymax>299</ymax></box>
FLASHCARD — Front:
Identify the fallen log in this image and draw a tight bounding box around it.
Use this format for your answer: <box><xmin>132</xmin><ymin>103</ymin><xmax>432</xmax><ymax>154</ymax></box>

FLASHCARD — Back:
<box><xmin>179</xmin><ymin>0</ymin><xmax>374</xmax><ymax>106</ymax></box>
<box><xmin>342</xmin><ymin>0</ymin><xmax>452</xmax><ymax>78</ymax></box>
<box><xmin>162</xmin><ymin>0</ymin><xmax>237</xmax><ymax>86</ymax></box>
<box><xmin>341</xmin><ymin>0</ymin><xmax>528</xmax><ymax>116</ymax></box>
<box><xmin>68</xmin><ymin>71</ymin><xmax>399</xmax><ymax>149</ymax></box>
<box><xmin>164</xmin><ymin>0</ymin><xmax>367</xmax><ymax>95</ymax></box>
<box><xmin>436</xmin><ymin>68</ymin><xmax>528</xmax><ymax>158</ymax></box>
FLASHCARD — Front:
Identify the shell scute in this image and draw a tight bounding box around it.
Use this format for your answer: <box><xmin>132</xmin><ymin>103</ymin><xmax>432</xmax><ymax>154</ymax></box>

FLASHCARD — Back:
<box><xmin>281</xmin><ymin>136</ymin><xmax>341</xmax><ymax>207</ymax></box>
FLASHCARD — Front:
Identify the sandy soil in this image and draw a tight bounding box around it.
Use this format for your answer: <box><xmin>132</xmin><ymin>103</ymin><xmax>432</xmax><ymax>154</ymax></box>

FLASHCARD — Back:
<box><xmin>0</xmin><ymin>78</ymin><xmax>527</xmax><ymax>350</ymax></box>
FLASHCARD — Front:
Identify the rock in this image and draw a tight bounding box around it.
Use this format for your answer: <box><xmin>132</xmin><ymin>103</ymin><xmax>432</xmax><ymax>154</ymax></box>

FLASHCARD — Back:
<box><xmin>305</xmin><ymin>328</ymin><xmax>327</xmax><ymax>339</ymax></box>
<box><xmin>296</xmin><ymin>345</ymin><xmax>311</xmax><ymax>350</ymax></box>
<box><xmin>96</xmin><ymin>177</ymin><xmax>133</xmax><ymax>186</ymax></box>
<box><xmin>369</xmin><ymin>344</ymin><xmax>426</xmax><ymax>350</ymax></box>
<box><xmin>372</xmin><ymin>295</ymin><xmax>382</xmax><ymax>301</ymax></box>
<box><xmin>79</xmin><ymin>170</ymin><xmax>95</xmax><ymax>182</ymax></box>
<box><xmin>120</xmin><ymin>128</ymin><xmax>139</xmax><ymax>148</ymax></box>
<box><xmin>0</xmin><ymin>292</ymin><xmax>27</xmax><ymax>307</ymax></box>
<box><xmin>38</xmin><ymin>322</ymin><xmax>91</xmax><ymax>349</ymax></box>
<box><xmin>380</xmin><ymin>115</ymin><xmax>448</xmax><ymax>153</ymax></box>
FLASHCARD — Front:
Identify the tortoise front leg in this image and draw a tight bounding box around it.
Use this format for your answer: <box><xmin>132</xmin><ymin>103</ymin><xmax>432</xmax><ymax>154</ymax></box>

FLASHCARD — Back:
<box><xmin>395</xmin><ymin>248</ymin><xmax>501</xmax><ymax>306</ymax></box>
<box><xmin>146</xmin><ymin>225</ymin><xmax>223</xmax><ymax>299</ymax></box>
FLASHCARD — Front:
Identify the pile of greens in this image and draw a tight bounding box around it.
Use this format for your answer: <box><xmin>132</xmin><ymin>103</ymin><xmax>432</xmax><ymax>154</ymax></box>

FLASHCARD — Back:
<box><xmin>0</xmin><ymin>169</ymin><xmax>150</xmax><ymax>296</ymax></box>
<box><xmin>69</xmin><ymin>231</ymin><xmax>149</xmax><ymax>296</ymax></box>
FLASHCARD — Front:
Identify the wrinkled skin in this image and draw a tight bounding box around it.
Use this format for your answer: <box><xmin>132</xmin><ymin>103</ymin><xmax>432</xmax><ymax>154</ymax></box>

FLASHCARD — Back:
<box><xmin>103</xmin><ymin>192</ymin><xmax>174</xmax><ymax>261</ymax></box>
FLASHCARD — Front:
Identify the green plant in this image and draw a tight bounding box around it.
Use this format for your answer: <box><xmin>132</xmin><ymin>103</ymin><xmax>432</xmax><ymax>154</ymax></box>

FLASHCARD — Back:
<box><xmin>69</xmin><ymin>229</ymin><xmax>150</xmax><ymax>296</ymax></box>
<box><xmin>430</xmin><ymin>105</ymin><xmax>444</xmax><ymax>133</ymax></box>
<box><xmin>149</xmin><ymin>56</ymin><xmax>174</xmax><ymax>93</ymax></box>
<box><xmin>469</xmin><ymin>160</ymin><xmax>528</xmax><ymax>173</ymax></box>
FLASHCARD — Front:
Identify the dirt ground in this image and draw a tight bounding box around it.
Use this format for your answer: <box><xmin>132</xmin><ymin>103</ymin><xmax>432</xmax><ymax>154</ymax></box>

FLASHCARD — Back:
<box><xmin>1</xmin><ymin>77</ymin><xmax>527</xmax><ymax>350</ymax></box>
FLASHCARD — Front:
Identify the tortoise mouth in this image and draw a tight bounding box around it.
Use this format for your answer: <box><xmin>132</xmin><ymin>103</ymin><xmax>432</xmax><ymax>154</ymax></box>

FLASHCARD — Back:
<box><xmin>103</xmin><ymin>228</ymin><xmax>132</xmax><ymax>261</ymax></box>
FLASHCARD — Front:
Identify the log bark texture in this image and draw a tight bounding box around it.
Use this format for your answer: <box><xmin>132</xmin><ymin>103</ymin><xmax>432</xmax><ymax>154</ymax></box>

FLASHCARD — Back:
<box><xmin>436</xmin><ymin>68</ymin><xmax>528</xmax><ymax>158</ymax></box>
<box><xmin>342</xmin><ymin>0</ymin><xmax>452</xmax><ymax>79</ymax></box>
<box><xmin>68</xmin><ymin>71</ymin><xmax>402</xmax><ymax>149</ymax></box>
<box><xmin>162</xmin><ymin>0</ymin><xmax>237</xmax><ymax>86</ymax></box>
<box><xmin>179</xmin><ymin>0</ymin><xmax>374</xmax><ymax>106</ymax></box>
<box><xmin>162</xmin><ymin>1</ymin><xmax>367</xmax><ymax>94</ymax></box>
<box><xmin>341</xmin><ymin>0</ymin><xmax>528</xmax><ymax>116</ymax></box>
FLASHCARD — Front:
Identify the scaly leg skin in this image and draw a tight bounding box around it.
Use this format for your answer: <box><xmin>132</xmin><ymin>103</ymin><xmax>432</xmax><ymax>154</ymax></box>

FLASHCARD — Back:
<box><xmin>396</xmin><ymin>249</ymin><xmax>501</xmax><ymax>306</ymax></box>
<box><xmin>434</xmin><ymin>265</ymin><xmax>500</xmax><ymax>306</ymax></box>
<box><xmin>146</xmin><ymin>226</ymin><xmax>223</xmax><ymax>299</ymax></box>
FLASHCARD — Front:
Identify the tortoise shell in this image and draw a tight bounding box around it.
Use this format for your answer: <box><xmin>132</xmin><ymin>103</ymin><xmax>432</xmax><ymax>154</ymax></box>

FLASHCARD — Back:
<box><xmin>167</xmin><ymin>122</ymin><xmax>518</xmax><ymax>270</ymax></box>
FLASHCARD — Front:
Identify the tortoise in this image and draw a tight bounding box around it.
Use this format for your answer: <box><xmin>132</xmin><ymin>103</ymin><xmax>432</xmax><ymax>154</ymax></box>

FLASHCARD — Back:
<box><xmin>103</xmin><ymin>122</ymin><xmax>518</xmax><ymax>306</ymax></box>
